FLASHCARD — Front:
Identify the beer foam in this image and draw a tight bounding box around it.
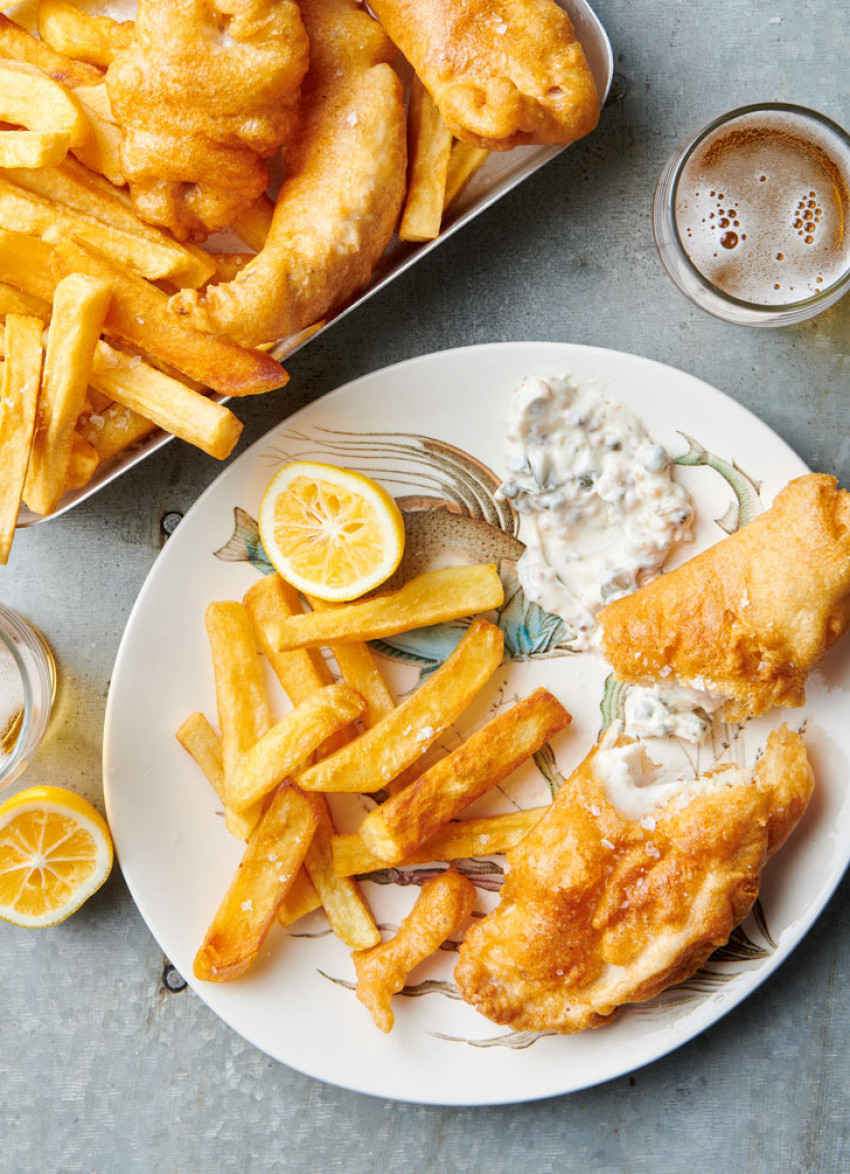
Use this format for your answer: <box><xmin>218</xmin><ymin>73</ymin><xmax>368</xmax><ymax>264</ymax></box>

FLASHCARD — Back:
<box><xmin>674</xmin><ymin>110</ymin><xmax>850</xmax><ymax>306</ymax></box>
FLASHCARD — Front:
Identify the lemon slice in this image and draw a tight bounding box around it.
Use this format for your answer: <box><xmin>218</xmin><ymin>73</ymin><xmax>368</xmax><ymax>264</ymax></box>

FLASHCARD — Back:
<box><xmin>0</xmin><ymin>785</ymin><xmax>113</xmax><ymax>927</ymax></box>
<box><xmin>258</xmin><ymin>461</ymin><xmax>405</xmax><ymax>601</ymax></box>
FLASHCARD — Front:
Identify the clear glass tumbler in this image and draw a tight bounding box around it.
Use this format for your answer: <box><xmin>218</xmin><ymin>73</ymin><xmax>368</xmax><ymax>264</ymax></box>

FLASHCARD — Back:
<box><xmin>0</xmin><ymin>604</ymin><xmax>56</xmax><ymax>793</ymax></box>
<box><xmin>654</xmin><ymin>103</ymin><xmax>850</xmax><ymax>326</ymax></box>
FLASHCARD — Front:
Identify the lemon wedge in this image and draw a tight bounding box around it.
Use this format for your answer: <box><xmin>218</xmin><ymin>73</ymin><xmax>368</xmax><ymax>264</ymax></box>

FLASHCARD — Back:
<box><xmin>0</xmin><ymin>785</ymin><xmax>113</xmax><ymax>927</ymax></box>
<box><xmin>258</xmin><ymin>461</ymin><xmax>405</xmax><ymax>601</ymax></box>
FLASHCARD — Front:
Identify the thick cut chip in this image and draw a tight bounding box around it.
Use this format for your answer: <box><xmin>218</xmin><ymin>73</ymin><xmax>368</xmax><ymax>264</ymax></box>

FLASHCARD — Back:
<box><xmin>0</xmin><ymin>60</ymin><xmax>90</xmax><ymax>149</ymax></box>
<box><xmin>3</xmin><ymin>159</ymin><xmax>214</xmax><ymax>288</ymax></box>
<box><xmin>24</xmin><ymin>273</ymin><xmax>111</xmax><ymax>516</ymax></box>
<box><xmin>50</xmin><ymin>238</ymin><xmax>287</xmax><ymax>397</ymax></box>
<box><xmin>443</xmin><ymin>141</ymin><xmax>490</xmax><ymax>210</ymax></box>
<box><xmin>352</xmin><ymin>867</ymin><xmax>475</xmax><ymax>1032</ymax></box>
<box><xmin>0</xmin><ymin>130</ymin><xmax>69</xmax><ymax>169</ymax></box>
<box><xmin>303</xmin><ymin>797</ymin><xmax>381</xmax><ymax>950</ymax></box>
<box><xmin>399</xmin><ymin>78</ymin><xmax>453</xmax><ymax>242</ymax></box>
<box><xmin>37</xmin><ymin>0</ymin><xmax>134</xmax><ymax>68</ymax></box>
<box><xmin>90</xmin><ymin>342</ymin><xmax>243</xmax><ymax>461</ymax></box>
<box><xmin>0</xmin><ymin>280</ymin><xmax>51</xmax><ymax>322</ymax></box>
<box><xmin>270</xmin><ymin>564</ymin><xmax>505</xmax><ymax>651</ymax></box>
<box><xmin>205</xmin><ymin>600</ymin><xmax>271</xmax><ymax>838</ymax></box>
<box><xmin>332</xmin><ymin>807</ymin><xmax>548</xmax><ymax>876</ymax></box>
<box><xmin>194</xmin><ymin>782</ymin><xmax>321</xmax><ymax>982</ymax></box>
<box><xmin>359</xmin><ymin>688</ymin><xmax>572</xmax><ymax>864</ymax></box>
<box><xmin>0</xmin><ymin>315</ymin><xmax>43</xmax><ymax>564</ymax></box>
<box><xmin>295</xmin><ymin>618</ymin><xmax>504</xmax><ymax>793</ymax></box>
<box><xmin>78</xmin><ymin>399</ymin><xmax>157</xmax><ymax>462</ymax></box>
<box><xmin>227</xmin><ymin>683</ymin><xmax>365</xmax><ymax>813</ymax></box>
<box><xmin>306</xmin><ymin>594</ymin><xmax>395</xmax><ymax>728</ymax></box>
<box><xmin>0</xmin><ymin>13</ymin><xmax>103</xmax><ymax>89</ymax></box>
<box><xmin>0</xmin><ymin>227</ymin><xmax>56</xmax><ymax>302</ymax></box>
<box><xmin>65</xmin><ymin>431</ymin><xmax>98</xmax><ymax>490</ymax></box>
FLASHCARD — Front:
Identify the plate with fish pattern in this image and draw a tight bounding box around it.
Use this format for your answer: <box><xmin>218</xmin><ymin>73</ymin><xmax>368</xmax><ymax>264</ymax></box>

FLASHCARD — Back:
<box><xmin>104</xmin><ymin>342</ymin><xmax>850</xmax><ymax>1105</ymax></box>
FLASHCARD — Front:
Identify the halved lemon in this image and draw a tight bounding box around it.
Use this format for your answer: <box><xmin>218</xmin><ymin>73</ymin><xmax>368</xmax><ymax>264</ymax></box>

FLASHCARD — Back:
<box><xmin>258</xmin><ymin>461</ymin><xmax>405</xmax><ymax>601</ymax></box>
<box><xmin>0</xmin><ymin>785</ymin><xmax>113</xmax><ymax>927</ymax></box>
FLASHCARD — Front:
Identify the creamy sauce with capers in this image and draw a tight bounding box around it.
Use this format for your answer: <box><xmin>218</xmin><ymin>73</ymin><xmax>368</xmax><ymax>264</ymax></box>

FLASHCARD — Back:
<box><xmin>497</xmin><ymin>374</ymin><xmax>694</xmax><ymax>650</ymax></box>
<box><xmin>622</xmin><ymin>682</ymin><xmax>725</xmax><ymax>743</ymax></box>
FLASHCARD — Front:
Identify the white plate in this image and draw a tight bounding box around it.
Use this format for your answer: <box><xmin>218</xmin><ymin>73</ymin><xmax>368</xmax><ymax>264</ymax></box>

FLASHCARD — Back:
<box><xmin>104</xmin><ymin>342</ymin><xmax>850</xmax><ymax>1105</ymax></box>
<box><xmin>16</xmin><ymin>0</ymin><xmax>612</xmax><ymax>528</ymax></box>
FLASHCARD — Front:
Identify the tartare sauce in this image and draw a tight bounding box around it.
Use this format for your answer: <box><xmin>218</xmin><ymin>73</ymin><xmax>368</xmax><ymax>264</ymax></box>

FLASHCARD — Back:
<box><xmin>622</xmin><ymin>682</ymin><xmax>725</xmax><ymax>744</ymax></box>
<box><xmin>497</xmin><ymin>374</ymin><xmax>694</xmax><ymax>650</ymax></box>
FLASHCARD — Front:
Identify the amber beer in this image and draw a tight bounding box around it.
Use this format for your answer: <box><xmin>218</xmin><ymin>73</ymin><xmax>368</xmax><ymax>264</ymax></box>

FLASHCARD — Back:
<box><xmin>655</xmin><ymin>105</ymin><xmax>850</xmax><ymax>324</ymax></box>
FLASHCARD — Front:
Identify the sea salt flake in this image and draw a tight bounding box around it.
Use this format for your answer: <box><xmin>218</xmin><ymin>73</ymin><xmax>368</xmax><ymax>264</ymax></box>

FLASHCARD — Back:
<box><xmin>601</xmin><ymin>838</ymin><xmax>615</xmax><ymax>850</ymax></box>
<box><xmin>645</xmin><ymin>841</ymin><xmax>661</xmax><ymax>858</ymax></box>
<box><xmin>346</xmin><ymin>111</ymin><xmax>359</xmax><ymax>126</ymax></box>
<box><xmin>241</xmin><ymin>899</ymin><xmax>253</xmax><ymax>911</ymax></box>
<box><xmin>640</xmin><ymin>814</ymin><xmax>656</xmax><ymax>831</ymax></box>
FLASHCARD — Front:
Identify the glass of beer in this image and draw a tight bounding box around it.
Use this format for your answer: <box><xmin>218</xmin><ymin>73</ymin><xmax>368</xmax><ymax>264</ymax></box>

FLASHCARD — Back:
<box><xmin>0</xmin><ymin>605</ymin><xmax>56</xmax><ymax>792</ymax></box>
<box><xmin>654</xmin><ymin>103</ymin><xmax>850</xmax><ymax>326</ymax></box>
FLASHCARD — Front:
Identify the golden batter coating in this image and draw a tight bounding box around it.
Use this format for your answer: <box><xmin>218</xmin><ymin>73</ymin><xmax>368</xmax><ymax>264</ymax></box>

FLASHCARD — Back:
<box><xmin>169</xmin><ymin>0</ymin><xmax>406</xmax><ymax>344</ymax></box>
<box><xmin>106</xmin><ymin>0</ymin><xmax>309</xmax><ymax>241</ymax></box>
<box><xmin>599</xmin><ymin>474</ymin><xmax>850</xmax><ymax>721</ymax></box>
<box><xmin>368</xmin><ymin>0</ymin><xmax>600</xmax><ymax>150</ymax></box>
<box><xmin>455</xmin><ymin>725</ymin><xmax>814</xmax><ymax>1034</ymax></box>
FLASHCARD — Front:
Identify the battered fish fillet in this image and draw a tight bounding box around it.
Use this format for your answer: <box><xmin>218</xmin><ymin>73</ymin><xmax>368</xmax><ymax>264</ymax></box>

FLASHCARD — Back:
<box><xmin>455</xmin><ymin>725</ymin><xmax>813</xmax><ymax>1033</ymax></box>
<box><xmin>368</xmin><ymin>0</ymin><xmax>600</xmax><ymax>150</ymax></box>
<box><xmin>106</xmin><ymin>0</ymin><xmax>309</xmax><ymax>241</ymax></box>
<box><xmin>599</xmin><ymin>474</ymin><xmax>850</xmax><ymax>721</ymax></box>
<box><xmin>169</xmin><ymin>0</ymin><xmax>406</xmax><ymax>345</ymax></box>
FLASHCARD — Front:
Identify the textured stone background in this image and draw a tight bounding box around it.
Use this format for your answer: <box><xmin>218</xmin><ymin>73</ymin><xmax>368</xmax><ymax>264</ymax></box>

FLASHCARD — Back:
<box><xmin>3</xmin><ymin>1</ymin><xmax>850</xmax><ymax>1170</ymax></box>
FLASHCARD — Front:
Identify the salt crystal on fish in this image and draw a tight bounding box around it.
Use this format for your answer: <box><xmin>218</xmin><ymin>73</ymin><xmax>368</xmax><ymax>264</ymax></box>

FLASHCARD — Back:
<box><xmin>347</xmin><ymin>111</ymin><xmax>359</xmax><ymax>127</ymax></box>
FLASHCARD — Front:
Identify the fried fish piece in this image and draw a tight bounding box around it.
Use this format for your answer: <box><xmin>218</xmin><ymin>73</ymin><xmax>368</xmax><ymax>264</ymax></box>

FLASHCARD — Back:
<box><xmin>106</xmin><ymin>0</ymin><xmax>309</xmax><ymax>241</ymax></box>
<box><xmin>368</xmin><ymin>0</ymin><xmax>599</xmax><ymax>150</ymax></box>
<box><xmin>169</xmin><ymin>0</ymin><xmax>406</xmax><ymax>344</ymax></box>
<box><xmin>599</xmin><ymin>474</ymin><xmax>850</xmax><ymax>721</ymax></box>
<box><xmin>455</xmin><ymin>725</ymin><xmax>814</xmax><ymax>1033</ymax></box>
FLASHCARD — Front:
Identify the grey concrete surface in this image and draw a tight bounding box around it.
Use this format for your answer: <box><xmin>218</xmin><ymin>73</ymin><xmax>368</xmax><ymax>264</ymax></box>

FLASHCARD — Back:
<box><xmin>2</xmin><ymin>1</ymin><xmax>850</xmax><ymax>1170</ymax></box>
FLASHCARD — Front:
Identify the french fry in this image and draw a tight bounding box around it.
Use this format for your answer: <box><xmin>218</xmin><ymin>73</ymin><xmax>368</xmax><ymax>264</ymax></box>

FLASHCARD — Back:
<box><xmin>332</xmin><ymin>807</ymin><xmax>549</xmax><ymax>876</ymax></box>
<box><xmin>65</xmin><ymin>431</ymin><xmax>98</xmax><ymax>490</ymax></box>
<box><xmin>37</xmin><ymin>0</ymin><xmax>133</xmax><ymax>68</ymax></box>
<box><xmin>176</xmin><ymin>710</ymin><xmax>321</xmax><ymax>922</ymax></box>
<box><xmin>243</xmin><ymin>573</ymin><xmax>354</xmax><ymax>760</ymax></box>
<box><xmin>231</xmin><ymin>194</ymin><xmax>274</xmax><ymax>252</ymax></box>
<box><xmin>194</xmin><ymin>782</ymin><xmax>321</xmax><ymax>982</ymax></box>
<box><xmin>306</xmin><ymin>594</ymin><xmax>395</xmax><ymax>728</ymax></box>
<box><xmin>0</xmin><ymin>280</ymin><xmax>51</xmax><ymax>322</ymax></box>
<box><xmin>2</xmin><ymin>159</ymin><xmax>215</xmax><ymax>288</ymax></box>
<box><xmin>79</xmin><ymin>399</ymin><xmax>157</xmax><ymax>462</ymax></box>
<box><xmin>70</xmin><ymin>95</ymin><xmax>124</xmax><ymax>186</ymax></box>
<box><xmin>303</xmin><ymin>799</ymin><xmax>381</xmax><ymax>949</ymax></box>
<box><xmin>227</xmin><ymin>682</ymin><xmax>365</xmax><ymax>813</ymax></box>
<box><xmin>51</xmin><ymin>239</ymin><xmax>288</xmax><ymax>397</ymax></box>
<box><xmin>71</xmin><ymin>82</ymin><xmax>116</xmax><ymax>123</ymax></box>
<box><xmin>359</xmin><ymin>688</ymin><xmax>572</xmax><ymax>864</ymax></box>
<box><xmin>295</xmin><ymin>618</ymin><xmax>504</xmax><ymax>794</ymax></box>
<box><xmin>277</xmin><ymin>867</ymin><xmax>322</xmax><ymax>926</ymax></box>
<box><xmin>0</xmin><ymin>60</ymin><xmax>91</xmax><ymax>149</ymax></box>
<box><xmin>399</xmin><ymin>77</ymin><xmax>453</xmax><ymax>243</ymax></box>
<box><xmin>352</xmin><ymin>868</ymin><xmax>475</xmax><ymax>1032</ymax></box>
<box><xmin>0</xmin><ymin>14</ymin><xmax>103</xmax><ymax>89</ymax></box>
<box><xmin>244</xmin><ymin>573</ymin><xmax>333</xmax><ymax>700</ymax></box>
<box><xmin>0</xmin><ymin>315</ymin><xmax>43</xmax><ymax>564</ymax></box>
<box><xmin>443</xmin><ymin>141</ymin><xmax>491</xmax><ymax>211</ymax></box>
<box><xmin>271</xmin><ymin>564</ymin><xmax>505</xmax><ymax>651</ymax></box>
<box><xmin>0</xmin><ymin>227</ymin><xmax>56</xmax><ymax>302</ymax></box>
<box><xmin>206</xmin><ymin>600</ymin><xmax>271</xmax><ymax>837</ymax></box>
<box><xmin>24</xmin><ymin>273</ymin><xmax>111</xmax><ymax>515</ymax></box>
<box><xmin>90</xmin><ymin>341</ymin><xmax>243</xmax><ymax>461</ymax></box>
<box><xmin>176</xmin><ymin>712</ymin><xmax>226</xmax><ymax>801</ymax></box>
<box><xmin>0</xmin><ymin>130</ymin><xmax>69</xmax><ymax>169</ymax></box>
<box><xmin>0</xmin><ymin>178</ymin><xmax>189</xmax><ymax>282</ymax></box>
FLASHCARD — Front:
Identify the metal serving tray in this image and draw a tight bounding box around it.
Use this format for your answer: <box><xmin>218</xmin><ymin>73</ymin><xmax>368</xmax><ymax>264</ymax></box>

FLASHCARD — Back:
<box><xmin>17</xmin><ymin>0</ymin><xmax>612</xmax><ymax>527</ymax></box>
